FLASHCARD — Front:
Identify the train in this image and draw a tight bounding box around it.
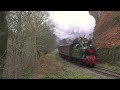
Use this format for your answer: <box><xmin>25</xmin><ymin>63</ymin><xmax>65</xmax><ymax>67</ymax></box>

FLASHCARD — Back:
<box><xmin>58</xmin><ymin>39</ymin><xmax>97</xmax><ymax>67</ymax></box>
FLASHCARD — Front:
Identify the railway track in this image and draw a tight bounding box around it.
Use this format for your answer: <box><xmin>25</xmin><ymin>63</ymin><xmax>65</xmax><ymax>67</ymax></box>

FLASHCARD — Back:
<box><xmin>90</xmin><ymin>67</ymin><xmax>120</xmax><ymax>79</ymax></box>
<box><xmin>79</xmin><ymin>64</ymin><xmax>120</xmax><ymax>79</ymax></box>
<box><xmin>60</xmin><ymin>56</ymin><xmax>120</xmax><ymax>79</ymax></box>
<box><xmin>78</xmin><ymin>63</ymin><xmax>120</xmax><ymax>79</ymax></box>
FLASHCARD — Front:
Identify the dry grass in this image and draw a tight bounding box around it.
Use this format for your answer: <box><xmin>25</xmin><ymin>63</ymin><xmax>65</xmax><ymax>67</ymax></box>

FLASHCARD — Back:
<box><xmin>33</xmin><ymin>50</ymin><xmax>96</xmax><ymax>79</ymax></box>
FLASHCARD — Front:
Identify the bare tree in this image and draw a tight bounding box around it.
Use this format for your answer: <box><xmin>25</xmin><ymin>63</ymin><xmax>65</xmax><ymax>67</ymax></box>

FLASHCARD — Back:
<box><xmin>2</xmin><ymin>11</ymin><xmax>56</xmax><ymax>79</ymax></box>
<box><xmin>0</xmin><ymin>11</ymin><xmax>8</xmax><ymax>79</ymax></box>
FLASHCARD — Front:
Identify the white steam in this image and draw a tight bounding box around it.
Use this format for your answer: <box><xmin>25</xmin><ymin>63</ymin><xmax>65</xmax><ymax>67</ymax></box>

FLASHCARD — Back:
<box><xmin>49</xmin><ymin>11</ymin><xmax>96</xmax><ymax>40</ymax></box>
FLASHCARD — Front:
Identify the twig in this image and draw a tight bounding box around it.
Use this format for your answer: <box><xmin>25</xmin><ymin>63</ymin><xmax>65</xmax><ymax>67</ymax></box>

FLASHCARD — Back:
<box><xmin>0</xmin><ymin>50</ymin><xmax>7</xmax><ymax>61</ymax></box>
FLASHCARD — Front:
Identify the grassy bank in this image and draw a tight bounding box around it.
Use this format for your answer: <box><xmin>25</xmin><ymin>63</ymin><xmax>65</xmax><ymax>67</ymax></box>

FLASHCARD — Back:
<box><xmin>33</xmin><ymin>50</ymin><xmax>96</xmax><ymax>79</ymax></box>
<box><xmin>22</xmin><ymin>69</ymin><xmax>33</xmax><ymax>79</ymax></box>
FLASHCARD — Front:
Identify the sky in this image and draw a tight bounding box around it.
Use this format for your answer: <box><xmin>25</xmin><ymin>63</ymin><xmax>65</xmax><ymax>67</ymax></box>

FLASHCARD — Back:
<box><xmin>49</xmin><ymin>11</ymin><xmax>96</xmax><ymax>40</ymax></box>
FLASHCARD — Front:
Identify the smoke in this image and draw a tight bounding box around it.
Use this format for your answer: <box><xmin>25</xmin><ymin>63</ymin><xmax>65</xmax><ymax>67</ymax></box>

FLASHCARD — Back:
<box><xmin>49</xmin><ymin>11</ymin><xmax>96</xmax><ymax>41</ymax></box>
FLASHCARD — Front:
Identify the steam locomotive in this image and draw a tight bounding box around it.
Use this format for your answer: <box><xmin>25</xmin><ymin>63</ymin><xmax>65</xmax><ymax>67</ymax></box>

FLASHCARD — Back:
<box><xmin>58</xmin><ymin>39</ymin><xmax>97</xmax><ymax>67</ymax></box>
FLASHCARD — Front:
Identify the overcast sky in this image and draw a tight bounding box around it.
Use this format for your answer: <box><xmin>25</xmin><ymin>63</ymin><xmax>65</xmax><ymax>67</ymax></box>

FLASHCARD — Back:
<box><xmin>49</xmin><ymin>11</ymin><xmax>96</xmax><ymax>40</ymax></box>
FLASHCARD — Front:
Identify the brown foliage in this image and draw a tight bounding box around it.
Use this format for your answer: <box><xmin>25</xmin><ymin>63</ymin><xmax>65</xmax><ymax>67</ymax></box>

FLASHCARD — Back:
<box><xmin>92</xmin><ymin>11</ymin><xmax>120</xmax><ymax>64</ymax></box>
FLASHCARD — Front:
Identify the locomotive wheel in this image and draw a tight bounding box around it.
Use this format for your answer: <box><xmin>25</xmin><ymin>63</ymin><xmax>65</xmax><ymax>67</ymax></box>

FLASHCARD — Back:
<box><xmin>69</xmin><ymin>57</ymin><xmax>73</xmax><ymax>61</ymax></box>
<box><xmin>68</xmin><ymin>57</ymin><xmax>71</xmax><ymax>61</ymax></box>
<box><xmin>81</xmin><ymin>61</ymin><xmax>85</xmax><ymax>66</ymax></box>
<box><xmin>90</xmin><ymin>64</ymin><xmax>95</xmax><ymax>68</ymax></box>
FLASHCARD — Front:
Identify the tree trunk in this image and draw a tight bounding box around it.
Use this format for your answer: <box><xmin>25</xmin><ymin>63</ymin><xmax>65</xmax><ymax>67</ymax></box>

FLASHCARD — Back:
<box><xmin>0</xmin><ymin>11</ymin><xmax>8</xmax><ymax>79</ymax></box>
